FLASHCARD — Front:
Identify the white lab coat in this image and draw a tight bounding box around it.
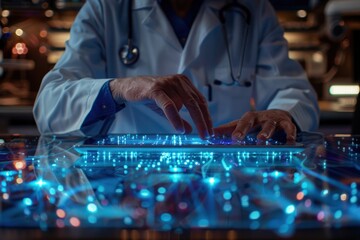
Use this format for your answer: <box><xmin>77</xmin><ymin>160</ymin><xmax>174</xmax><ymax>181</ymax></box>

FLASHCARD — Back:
<box><xmin>33</xmin><ymin>0</ymin><xmax>320</xmax><ymax>135</ymax></box>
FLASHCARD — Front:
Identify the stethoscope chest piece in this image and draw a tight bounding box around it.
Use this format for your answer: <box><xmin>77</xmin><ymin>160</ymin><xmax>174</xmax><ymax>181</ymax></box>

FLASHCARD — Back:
<box><xmin>120</xmin><ymin>43</ymin><xmax>139</xmax><ymax>66</ymax></box>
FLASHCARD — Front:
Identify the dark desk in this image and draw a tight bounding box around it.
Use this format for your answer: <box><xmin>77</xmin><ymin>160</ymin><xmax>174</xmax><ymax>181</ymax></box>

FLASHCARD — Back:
<box><xmin>1</xmin><ymin>133</ymin><xmax>360</xmax><ymax>239</ymax></box>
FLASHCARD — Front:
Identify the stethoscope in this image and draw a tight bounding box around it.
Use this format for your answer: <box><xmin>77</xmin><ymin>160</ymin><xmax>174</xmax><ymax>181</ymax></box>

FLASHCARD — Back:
<box><xmin>119</xmin><ymin>0</ymin><xmax>252</xmax><ymax>88</ymax></box>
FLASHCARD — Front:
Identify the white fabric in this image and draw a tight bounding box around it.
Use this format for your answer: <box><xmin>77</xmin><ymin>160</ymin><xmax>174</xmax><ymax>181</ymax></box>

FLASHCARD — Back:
<box><xmin>33</xmin><ymin>0</ymin><xmax>320</xmax><ymax>135</ymax></box>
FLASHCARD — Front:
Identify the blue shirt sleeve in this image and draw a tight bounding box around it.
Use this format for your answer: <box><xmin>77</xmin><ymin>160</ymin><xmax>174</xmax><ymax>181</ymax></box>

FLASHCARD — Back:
<box><xmin>82</xmin><ymin>81</ymin><xmax>125</xmax><ymax>127</ymax></box>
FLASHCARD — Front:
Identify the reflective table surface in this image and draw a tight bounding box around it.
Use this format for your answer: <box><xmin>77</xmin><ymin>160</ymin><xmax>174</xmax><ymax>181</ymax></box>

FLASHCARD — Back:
<box><xmin>1</xmin><ymin>133</ymin><xmax>360</xmax><ymax>239</ymax></box>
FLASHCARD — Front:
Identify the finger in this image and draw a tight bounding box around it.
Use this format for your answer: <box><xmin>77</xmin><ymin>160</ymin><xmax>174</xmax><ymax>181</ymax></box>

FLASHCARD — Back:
<box><xmin>257</xmin><ymin>120</ymin><xmax>278</xmax><ymax>140</ymax></box>
<box><xmin>176</xmin><ymin>76</ymin><xmax>211</xmax><ymax>139</ymax></box>
<box><xmin>183</xmin><ymin>95</ymin><xmax>209</xmax><ymax>139</ymax></box>
<box><xmin>278</xmin><ymin>120</ymin><xmax>297</xmax><ymax>144</ymax></box>
<box><xmin>231</xmin><ymin>112</ymin><xmax>257</xmax><ymax>141</ymax></box>
<box><xmin>213</xmin><ymin>120</ymin><xmax>238</xmax><ymax>137</ymax></box>
<box><xmin>153</xmin><ymin>90</ymin><xmax>186</xmax><ymax>133</ymax></box>
<box><xmin>181</xmin><ymin>76</ymin><xmax>214</xmax><ymax>136</ymax></box>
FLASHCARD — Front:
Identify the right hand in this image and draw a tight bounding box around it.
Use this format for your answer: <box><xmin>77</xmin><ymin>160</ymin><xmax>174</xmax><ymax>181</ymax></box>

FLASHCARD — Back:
<box><xmin>109</xmin><ymin>74</ymin><xmax>214</xmax><ymax>139</ymax></box>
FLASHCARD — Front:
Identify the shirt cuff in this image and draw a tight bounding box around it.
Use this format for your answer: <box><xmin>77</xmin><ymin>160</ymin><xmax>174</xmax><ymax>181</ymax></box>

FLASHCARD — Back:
<box><xmin>83</xmin><ymin>81</ymin><xmax>125</xmax><ymax>127</ymax></box>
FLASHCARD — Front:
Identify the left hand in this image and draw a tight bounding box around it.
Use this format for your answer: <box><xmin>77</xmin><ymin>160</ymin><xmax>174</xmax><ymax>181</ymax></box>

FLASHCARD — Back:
<box><xmin>213</xmin><ymin>109</ymin><xmax>297</xmax><ymax>142</ymax></box>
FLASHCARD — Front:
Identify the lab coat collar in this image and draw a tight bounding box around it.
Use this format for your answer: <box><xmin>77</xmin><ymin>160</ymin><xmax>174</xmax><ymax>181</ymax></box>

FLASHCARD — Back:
<box><xmin>142</xmin><ymin>1</ymin><xmax>184</xmax><ymax>52</ymax></box>
<box><xmin>132</xmin><ymin>0</ymin><xmax>227</xmax><ymax>10</ymax></box>
<box><xmin>134</xmin><ymin>0</ymin><xmax>227</xmax><ymax>72</ymax></box>
<box><xmin>179</xmin><ymin>4</ymin><xmax>221</xmax><ymax>72</ymax></box>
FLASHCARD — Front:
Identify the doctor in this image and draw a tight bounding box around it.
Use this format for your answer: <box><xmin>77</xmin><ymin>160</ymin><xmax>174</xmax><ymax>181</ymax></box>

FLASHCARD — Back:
<box><xmin>33</xmin><ymin>0</ymin><xmax>319</xmax><ymax>141</ymax></box>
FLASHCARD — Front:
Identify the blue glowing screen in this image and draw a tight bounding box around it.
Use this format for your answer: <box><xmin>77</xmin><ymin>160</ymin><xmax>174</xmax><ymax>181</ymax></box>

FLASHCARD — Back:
<box><xmin>1</xmin><ymin>133</ymin><xmax>360</xmax><ymax>238</ymax></box>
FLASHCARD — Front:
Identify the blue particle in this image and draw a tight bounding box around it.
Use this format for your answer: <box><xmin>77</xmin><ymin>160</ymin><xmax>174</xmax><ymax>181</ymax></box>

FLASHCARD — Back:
<box><xmin>49</xmin><ymin>188</ymin><xmax>56</xmax><ymax>195</ymax></box>
<box><xmin>249</xmin><ymin>221</ymin><xmax>259</xmax><ymax>230</ymax></box>
<box><xmin>223</xmin><ymin>202</ymin><xmax>232</xmax><ymax>212</ymax></box>
<box><xmin>249</xmin><ymin>211</ymin><xmax>260</xmax><ymax>220</ymax></box>
<box><xmin>124</xmin><ymin>216</ymin><xmax>132</xmax><ymax>225</ymax></box>
<box><xmin>278</xmin><ymin>224</ymin><xmax>290</xmax><ymax>235</ymax></box>
<box><xmin>156</xmin><ymin>194</ymin><xmax>165</xmax><ymax>202</ymax></box>
<box><xmin>98</xmin><ymin>185</ymin><xmax>105</xmax><ymax>192</ymax></box>
<box><xmin>198</xmin><ymin>219</ymin><xmax>209</xmax><ymax>227</ymax></box>
<box><xmin>36</xmin><ymin>179</ymin><xmax>45</xmax><ymax>187</ymax></box>
<box><xmin>23</xmin><ymin>198</ymin><xmax>32</xmax><ymax>206</ymax></box>
<box><xmin>158</xmin><ymin>187</ymin><xmax>166</xmax><ymax>194</ymax></box>
<box><xmin>58</xmin><ymin>185</ymin><xmax>64</xmax><ymax>192</ymax></box>
<box><xmin>87</xmin><ymin>196</ymin><xmax>95</xmax><ymax>202</ymax></box>
<box><xmin>285</xmin><ymin>205</ymin><xmax>295</xmax><ymax>214</ymax></box>
<box><xmin>87</xmin><ymin>203</ymin><xmax>98</xmax><ymax>213</ymax></box>
<box><xmin>160</xmin><ymin>213</ymin><xmax>172</xmax><ymax>222</ymax></box>
<box><xmin>139</xmin><ymin>189</ymin><xmax>151</xmax><ymax>198</ymax></box>
<box><xmin>350</xmin><ymin>196</ymin><xmax>358</xmax><ymax>203</ymax></box>
<box><xmin>223</xmin><ymin>191</ymin><xmax>232</xmax><ymax>200</ymax></box>
<box><xmin>334</xmin><ymin>210</ymin><xmax>342</xmax><ymax>219</ymax></box>
<box><xmin>88</xmin><ymin>216</ymin><xmax>97</xmax><ymax>224</ymax></box>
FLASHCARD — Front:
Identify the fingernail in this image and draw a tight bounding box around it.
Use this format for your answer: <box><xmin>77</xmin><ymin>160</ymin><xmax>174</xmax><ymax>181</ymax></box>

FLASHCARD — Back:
<box><xmin>177</xmin><ymin>127</ymin><xmax>185</xmax><ymax>134</ymax></box>
<box><xmin>261</xmin><ymin>132</ymin><xmax>268</xmax><ymax>138</ymax></box>
<box><xmin>210</xmin><ymin>128</ymin><xmax>215</xmax><ymax>137</ymax></box>
<box><xmin>232</xmin><ymin>133</ymin><xmax>243</xmax><ymax>141</ymax></box>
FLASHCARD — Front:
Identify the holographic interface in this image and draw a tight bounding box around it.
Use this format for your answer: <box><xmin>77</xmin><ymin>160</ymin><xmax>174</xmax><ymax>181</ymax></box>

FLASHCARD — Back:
<box><xmin>1</xmin><ymin>133</ymin><xmax>360</xmax><ymax>238</ymax></box>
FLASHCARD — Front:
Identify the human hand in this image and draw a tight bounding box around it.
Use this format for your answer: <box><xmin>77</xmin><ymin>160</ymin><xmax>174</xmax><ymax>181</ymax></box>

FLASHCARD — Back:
<box><xmin>213</xmin><ymin>109</ymin><xmax>296</xmax><ymax>143</ymax></box>
<box><xmin>110</xmin><ymin>74</ymin><xmax>213</xmax><ymax>139</ymax></box>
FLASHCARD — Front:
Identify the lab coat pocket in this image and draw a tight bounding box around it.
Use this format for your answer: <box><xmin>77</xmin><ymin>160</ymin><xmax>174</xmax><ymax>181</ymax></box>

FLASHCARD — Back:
<box><xmin>204</xmin><ymin>67</ymin><xmax>254</xmax><ymax>125</ymax></box>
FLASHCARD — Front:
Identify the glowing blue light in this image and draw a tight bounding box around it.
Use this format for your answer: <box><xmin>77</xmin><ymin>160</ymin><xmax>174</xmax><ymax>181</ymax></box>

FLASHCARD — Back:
<box><xmin>170</xmin><ymin>174</ymin><xmax>181</xmax><ymax>182</ymax></box>
<box><xmin>293</xmin><ymin>172</ymin><xmax>301</xmax><ymax>184</ymax></box>
<box><xmin>160</xmin><ymin>213</ymin><xmax>172</xmax><ymax>222</ymax></box>
<box><xmin>198</xmin><ymin>219</ymin><xmax>209</xmax><ymax>227</ymax></box>
<box><xmin>241</xmin><ymin>195</ymin><xmax>249</xmax><ymax>207</ymax></box>
<box><xmin>223</xmin><ymin>191</ymin><xmax>232</xmax><ymax>200</ymax></box>
<box><xmin>35</xmin><ymin>179</ymin><xmax>46</xmax><ymax>187</ymax></box>
<box><xmin>87</xmin><ymin>203</ymin><xmax>98</xmax><ymax>213</ymax></box>
<box><xmin>88</xmin><ymin>216</ymin><xmax>97</xmax><ymax>224</ymax></box>
<box><xmin>139</xmin><ymin>189</ymin><xmax>151</xmax><ymax>198</ymax></box>
<box><xmin>49</xmin><ymin>188</ymin><xmax>56</xmax><ymax>195</ymax></box>
<box><xmin>285</xmin><ymin>205</ymin><xmax>295</xmax><ymax>214</ymax></box>
<box><xmin>334</xmin><ymin>210</ymin><xmax>342</xmax><ymax>219</ymax></box>
<box><xmin>158</xmin><ymin>187</ymin><xmax>166</xmax><ymax>194</ymax></box>
<box><xmin>301</xmin><ymin>182</ymin><xmax>308</xmax><ymax>189</ymax></box>
<box><xmin>223</xmin><ymin>202</ymin><xmax>232</xmax><ymax>212</ymax></box>
<box><xmin>23</xmin><ymin>198</ymin><xmax>32</xmax><ymax>206</ymax></box>
<box><xmin>350</xmin><ymin>196</ymin><xmax>358</xmax><ymax>203</ymax></box>
<box><xmin>278</xmin><ymin>224</ymin><xmax>290</xmax><ymax>235</ymax></box>
<box><xmin>156</xmin><ymin>194</ymin><xmax>165</xmax><ymax>202</ymax></box>
<box><xmin>206</xmin><ymin>177</ymin><xmax>217</xmax><ymax>186</ymax></box>
<box><xmin>322</xmin><ymin>189</ymin><xmax>329</xmax><ymax>196</ymax></box>
<box><xmin>58</xmin><ymin>185</ymin><xmax>64</xmax><ymax>192</ymax></box>
<box><xmin>98</xmin><ymin>185</ymin><xmax>105</xmax><ymax>192</ymax></box>
<box><xmin>124</xmin><ymin>216</ymin><xmax>132</xmax><ymax>225</ymax></box>
<box><xmin>270</xmin><ymin>170</ymin><xmax>283</xmax><ymax>178</ymax></box>
<box><xmin>249</xmin><ymin>211</ymin><xmax>260</xmax><ymax>220</ymax></box>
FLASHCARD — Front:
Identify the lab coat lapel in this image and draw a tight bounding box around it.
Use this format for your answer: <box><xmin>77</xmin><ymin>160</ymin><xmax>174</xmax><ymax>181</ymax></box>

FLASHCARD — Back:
<box><xmin>178</xmin><ymin>4</ymin><xmax>222</xmax><ymax>73</ymax></box>
<box><xmin>142</xmin><ymin>1</ymin><xmax>183</xmax><ymax>52</ymax></box>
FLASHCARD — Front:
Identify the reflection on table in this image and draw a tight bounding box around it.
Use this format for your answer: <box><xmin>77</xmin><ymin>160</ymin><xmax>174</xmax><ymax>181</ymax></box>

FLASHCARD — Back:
<box><xmin>1</xmin><ymin>133</ymin><xmax>360</xmax><ymax>239</ymax></box>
